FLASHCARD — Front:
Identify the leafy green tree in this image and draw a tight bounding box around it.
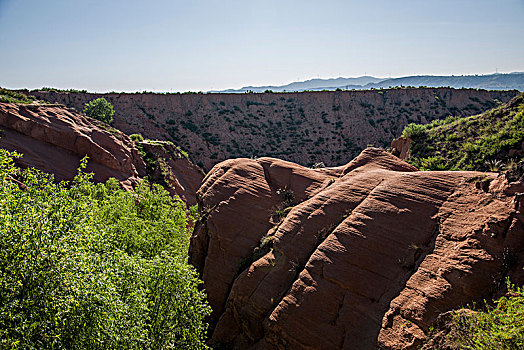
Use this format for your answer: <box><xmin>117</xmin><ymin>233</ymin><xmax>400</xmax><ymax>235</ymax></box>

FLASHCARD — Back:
<box><xmin>83</xmin><ymin>98</ymin><xmax>115</xmax><ymax>124</ymax></box>
<box><xmin>0</xmin><ymin>149</ymin><xmax>210</xmax><ymax>349</ymax></box>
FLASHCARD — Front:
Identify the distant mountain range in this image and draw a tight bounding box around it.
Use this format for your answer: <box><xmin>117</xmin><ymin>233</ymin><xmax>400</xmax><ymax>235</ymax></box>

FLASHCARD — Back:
<box><xmin>213</xmin><ymin>72</ymin><xmax>524</xmax><ymax>93</ymax></box>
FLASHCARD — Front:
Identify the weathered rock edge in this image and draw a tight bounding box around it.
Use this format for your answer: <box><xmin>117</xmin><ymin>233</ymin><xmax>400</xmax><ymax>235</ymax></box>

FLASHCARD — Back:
<box><xmin>189</xmin><ymin>148</ymin><xmax>524</xmax><ymax>349</ymax></box>
<box><xmin>0</xmin><ymin>102</ymin><xmax>203</xmax><ymax>204</ymax></box>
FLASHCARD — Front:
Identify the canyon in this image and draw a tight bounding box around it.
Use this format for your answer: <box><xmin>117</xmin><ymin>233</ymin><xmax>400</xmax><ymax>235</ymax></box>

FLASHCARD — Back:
<box><xmin>2</xmin><ymin>88</ymin><xmax>522</xmax><ymax>349</ymax></box>
<box><xmin>29</xmin><ymin>88</ymin><xmax>517</xmax><ymax>170</ymax></box>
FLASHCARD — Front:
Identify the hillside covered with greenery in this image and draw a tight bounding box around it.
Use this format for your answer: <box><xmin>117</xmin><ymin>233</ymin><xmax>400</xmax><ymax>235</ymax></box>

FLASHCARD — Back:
<box><xmin>0</xmin><ymin>149</ymin><xmax>210</xmax><ymax>349</ymax></box>
<box><xmin>403</xmin><ymin>92</ymin><xmax>524</xmax><ymax>173</ymax></box>
<box><xmin>29</xmin><ymin>87</ymin><xmax>517</xmax><ymax>170</ymax></box>
<box><xmin>423</xmin><ymin>281</ymin><xmax>524</xmax><ymax>349</ymax></box>
<box><xmin>0</xmin><ymin>88</ymin><xmax>36</xmax><ymax>104</ymax></box>
<box><xmin>402</xmin><ymin>93</ymin><xmax>524</xmax><ymax>348</ymax></box>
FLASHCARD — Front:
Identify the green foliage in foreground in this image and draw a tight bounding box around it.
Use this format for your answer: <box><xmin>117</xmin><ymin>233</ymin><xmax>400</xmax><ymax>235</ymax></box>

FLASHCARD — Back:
<box><xmin>0</xmin><ymin>149</ymin><xmax>210</xmax><ymax>349</ymax></box>
<box><xmin>403</xmin><ymin>93</ymin><xmax>524</xmax><ymax>171</ymax></box>
<box><xmin>83</xmin><ymin>98</ymin><xmax>115</xmax><ymax>124</ymax></box>
<box><xmin>425</xmin><ymin>281</ymin><xmax>524</xmax><ymax>349</ymax></box>
<box><xmin>0</xmin><ymin>89</ymin><xmax>35</xmax><ymax>104</ymax></box>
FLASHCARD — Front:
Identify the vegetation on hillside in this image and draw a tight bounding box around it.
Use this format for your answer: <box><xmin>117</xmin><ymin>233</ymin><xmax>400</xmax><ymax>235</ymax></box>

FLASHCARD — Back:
<box><xmin>84</xmin><ymin>98</ymin><xmax>115</xmax><ymax>124</ymax></box>
<box><xmin>0</xmin><ymin>149</ymin><xmax>210</xmax><ymax>349</ymax></box>
<box><xmin>29</xmin><ymin>87</ymin><xmax>516</xmax><ymax>169</ymax></box>
<box><xmin>401</xmin><ymin>94</ymin><xmax>524</xmax><ymax>348</ymax></box>
<box><xmin>423</xmin><ymin>280</ymin><xmax>524</xmax><ymax>349</ymax></box>
<box><xmin>39</xmin><ymin>87</ymin><xmax>88</xmax><ymax>94</ymax></box>
<box><xmin>403</xmin><ymin>93</ymin><xmax>524</xmax><ymax>171</ymax></box>
<box><xmin>0</xmin><ymin>89</ymin><xmax>36</xmax><ymax>104</ymax></box>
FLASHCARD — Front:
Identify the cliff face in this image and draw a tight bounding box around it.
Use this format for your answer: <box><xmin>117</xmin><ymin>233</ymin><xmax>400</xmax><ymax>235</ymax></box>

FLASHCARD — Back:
<box><xmin>189</xmin><ymin>148</ymin><xmax>524</xmax><ymax>349</ymax></box>
<box><xmin>0</xmin><ymin>102</ymin><xmax>203</xmax><ymax>205</ymax></box>
<box><xmin>30</xmin><ymin>88</ymin><xmax>518</xmax><ymax>170</ymax></box>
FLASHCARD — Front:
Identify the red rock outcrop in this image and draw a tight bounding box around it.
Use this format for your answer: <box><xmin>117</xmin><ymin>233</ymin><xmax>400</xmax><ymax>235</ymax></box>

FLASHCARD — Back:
<box><xmin>189</xmin><ymin>148</ymin><xmax>524</xmax><ymax>349</ymax></box>
<box><xmin>0</xmin><ymin>102</ymin><xmax>146</xmax><ymax>188</ymax></box>
<box><xmin>0</xmin><ymin>102</ymin><xmax>204</xmax><ymax>204</ymax></box>
<box><xmin>29</xmin><ymin>88</ymin><xmax>518</xmax><ymax>170</ymax></box>
<box><xmin>390</xmin><ymin>137</ymin><xmax>412</xmax><ymax>160</ymax></box>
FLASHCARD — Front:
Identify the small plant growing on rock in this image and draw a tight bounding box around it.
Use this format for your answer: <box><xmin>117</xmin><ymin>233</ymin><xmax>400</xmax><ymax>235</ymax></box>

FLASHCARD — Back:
<box><xmin>129</xmin><ymin>133</ymin><xmax>144</xmax><ymax>143</ymax></box>
<box><xmin>504</xmin><ymin>158</ymin><xmax>520</xmax><ymax>172</ymax></box>
<box><xmin>486</xmin><ymin>159</ymin><xmax>503</xmax><ymax>172</ymax></box>
<box><xmin>276</xmin><ymin>188</ymin><xmax>295</xmax><ymax>207</ymax></box>
<box><xmin>269</xmin><ymin>188</ymin><xmax>296</xmax><ymax>224</ymax></box>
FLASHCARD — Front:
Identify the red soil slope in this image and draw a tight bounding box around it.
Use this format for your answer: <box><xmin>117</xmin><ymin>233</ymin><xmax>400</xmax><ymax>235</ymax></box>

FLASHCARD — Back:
<box><xmin>30</xmin><ymin>88</ymin><xmax>517</xmax><ymax>170</ymax></box>
<box><xmin>189</xmin><ymin>148</ymin><xmax>524</xmax><ymax>349</ymax></box>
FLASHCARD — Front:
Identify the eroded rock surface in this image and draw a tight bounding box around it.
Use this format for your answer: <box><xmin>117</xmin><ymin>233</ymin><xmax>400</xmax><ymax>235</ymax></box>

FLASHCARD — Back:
<box><xmin>189</xmin><ymin>148</ymin><xmax>524</xmax><ymax>349</ymax></box>
<box><xmin>390</xmin><ymin>137</ymin><xmax>412</xmax><ymax>160</ymax></box>
<box><xmin>0</xmin><ymin>103</ymin><xmax>204</xmax><ymax>204</ymax></box>
<box><xmin>0</xmin><ymin>102</ymin><xmax>146</xmax><ymax>188</ymax></box>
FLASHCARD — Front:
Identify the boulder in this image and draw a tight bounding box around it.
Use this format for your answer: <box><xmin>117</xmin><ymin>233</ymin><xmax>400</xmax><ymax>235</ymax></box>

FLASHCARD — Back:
<box><xmin>390</xmin><ymin>137</ymin><xmax>412</xmax><ymax>160</ymax></box>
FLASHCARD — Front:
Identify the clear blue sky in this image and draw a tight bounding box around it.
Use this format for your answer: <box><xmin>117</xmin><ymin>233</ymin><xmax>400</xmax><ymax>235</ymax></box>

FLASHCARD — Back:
<box><xmin>0</xmin><ymin>0</ymin><xmax>523</xmax><ymax>92</ymax></box>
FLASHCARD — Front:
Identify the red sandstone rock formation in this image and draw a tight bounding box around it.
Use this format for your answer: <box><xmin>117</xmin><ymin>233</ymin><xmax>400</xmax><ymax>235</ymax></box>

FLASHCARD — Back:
<box><xmin>390</xmin><ymin>137</ymin><xmax>412</xmax><ymax>160</ymax></box>
<box><xmin>0</xmin><ymin>102</ymin><xmax>203</xmax><ymax>204</ymax></box>
<box><xmin>189</xmin><ymin>148</ymin><xmax>524</xmax><ymax>349</ymax></box>
<box><xmin>29</xmin><ymin>88</ymin><xmax>518</xmax><ymax>170</ymax></box>
<box><xmin>0</xmin><ymin>102</ymin><xmax>146</xmax><ymax>188</ymax></box>
<box><xmin>140</xmin><ymin>140</ymin><xmax>204</xmax><ymax>206</ymax></box>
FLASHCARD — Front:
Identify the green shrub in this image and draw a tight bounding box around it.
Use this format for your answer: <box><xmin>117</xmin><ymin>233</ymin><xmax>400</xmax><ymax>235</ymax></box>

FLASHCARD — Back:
<box><xmin>0</xmin><ymin>88</ymin><xmax>35</xmax><ymax>104</ymax></box>
<box><xmin>83</xmin><ymin>98</ymin><xmax>115</xmax><ymax>124</ymax></box>
<box><xmin>401</xmin><ymin>123</ymin><xmax>427</xmax><ymax>139</ymax></box>
<box><xmin>419</xmin><ymin>156</ymin><xmax>447</xmax><ymax>170</ymax></box>
<box><xmin>0</xmin><ymin>150</ymin><xmax>210</xmax><ymax>349</ymax></box>
<box><xmin>129</xmin><ymin>133</ymin><xmax>144</xmax><ymax>143</ymax></box>
<box><xmin>406</xmin><ymin>93</ymin><xmax>524</xmax><ymax>172</ymax></box>
<box><xmin>425</xmin><ymin>280</ymin><xmax>524</xmax><ymax>349</ymax></box>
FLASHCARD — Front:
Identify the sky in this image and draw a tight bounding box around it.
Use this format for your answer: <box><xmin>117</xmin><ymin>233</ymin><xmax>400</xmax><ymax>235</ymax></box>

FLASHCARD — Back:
<box><xmin>0</xmin><ymin>0</ymin><xmax>523</xmax><ymax>92</ymax></box>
